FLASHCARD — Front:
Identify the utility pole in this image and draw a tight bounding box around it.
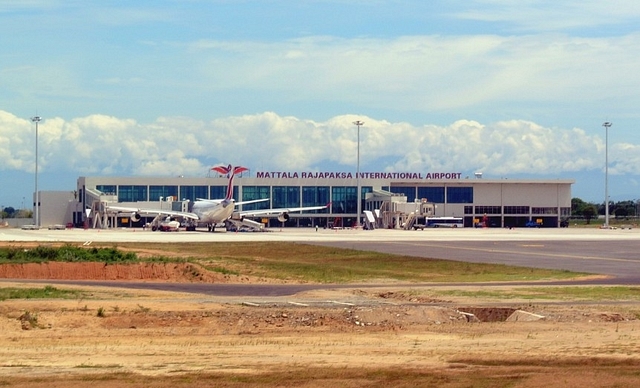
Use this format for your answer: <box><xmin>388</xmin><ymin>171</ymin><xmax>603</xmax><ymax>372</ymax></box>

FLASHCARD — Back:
<box><xmin>31</xmin><ymin>116</ymin><xmax>42</xmax><ymax>227</ymax></box>
<box><xmin>352</xmin><ymin>120</ymin><xmax>364</xmax><ymax>228</ymax></box>
<box><xmin>603</xmin><ymin>121</ymin><xmax>612</xmax><ymax>228</ymax></box>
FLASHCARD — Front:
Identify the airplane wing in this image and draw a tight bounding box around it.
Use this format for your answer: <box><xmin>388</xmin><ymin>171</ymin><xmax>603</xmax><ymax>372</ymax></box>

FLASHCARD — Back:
<box><xmin>195</xmin><ymin>198</ymin><xmax>269</xmax><ymax>206</ymax></box>
<box><xmin>105</xmin><ymin>205</ymin><xmax>200</xmax><ymax>220</ymax></box>
<box><xmin>235</xmin><ymin>198</ymin><xmax>270</xmax><ymax>206</ymax></box>
<box><xmin>238</xmin><ymin>204</ymin><xmax>329</xmax><ymax>217</ymax></box>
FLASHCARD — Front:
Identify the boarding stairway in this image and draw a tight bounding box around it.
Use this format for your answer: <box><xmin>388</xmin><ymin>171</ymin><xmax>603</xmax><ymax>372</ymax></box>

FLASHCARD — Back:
<box><xmin>226</xmin><ymin>214</ymin><xmax>265</xmax><ymax>231</ymax></box>
<box><xmin>403</xmin><ymin>213</ymin><xmax>417</xmax><ymax>230</ymax></box>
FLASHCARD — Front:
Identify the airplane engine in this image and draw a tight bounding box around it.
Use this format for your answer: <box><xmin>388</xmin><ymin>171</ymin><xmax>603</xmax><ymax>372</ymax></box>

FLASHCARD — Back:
<box><xmin>129</xmin><ymin>212</ymin><xmax>141</xmax><ymax>222</ymax></box>
<box><xmin>277</xmin><ymin>212</ymin><xmax>289</xmax><ymax>223</ymax></box>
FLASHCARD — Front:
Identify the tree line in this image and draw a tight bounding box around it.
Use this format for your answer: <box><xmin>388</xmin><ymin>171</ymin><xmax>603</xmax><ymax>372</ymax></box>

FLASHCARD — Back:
<box><xmin>0</xmin><ymin>207</ymin><xmax>32</xmax><ymax>219</ymax></box>
<box><xmin>572</xmin><ymin>198</ymin><xmax>640</xmax><ymax>224</ymax></box>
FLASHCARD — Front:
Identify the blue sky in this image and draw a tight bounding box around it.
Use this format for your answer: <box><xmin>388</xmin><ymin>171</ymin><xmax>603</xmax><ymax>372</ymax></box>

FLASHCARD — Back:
<box><xmin>2</xmin><ymin>0</ymin><xmax>640</xmax><ymax>208</ymax></box>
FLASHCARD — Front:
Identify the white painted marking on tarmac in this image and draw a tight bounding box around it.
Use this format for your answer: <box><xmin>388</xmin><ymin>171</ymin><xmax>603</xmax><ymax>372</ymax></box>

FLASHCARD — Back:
<box><xmin>329</xmin><ymin>301</ymin><xmax>355</xmax><ymax>306</ymax></box>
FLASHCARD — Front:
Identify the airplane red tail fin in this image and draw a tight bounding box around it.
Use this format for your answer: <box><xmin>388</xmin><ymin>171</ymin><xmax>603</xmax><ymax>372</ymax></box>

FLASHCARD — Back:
<box><xmin>211</xmin><ymin>164</ymin><xmax>248</xmax><ymax>201</ymax></box>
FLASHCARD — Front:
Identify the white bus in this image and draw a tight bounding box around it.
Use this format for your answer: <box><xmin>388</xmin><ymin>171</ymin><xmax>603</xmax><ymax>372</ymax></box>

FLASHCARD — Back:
<box><xmin>417</xmin><ymin>216</ymin><xmax>464</xmax><ymax>228</ymax></box>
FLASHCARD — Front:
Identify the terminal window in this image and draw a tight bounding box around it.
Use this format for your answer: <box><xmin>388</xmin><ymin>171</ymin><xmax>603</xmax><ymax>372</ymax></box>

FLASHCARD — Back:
<box><xmin>210</xmin><ymin>185</ymin><xmax>238</xmax><ymax>201</ymax></box>
<box><xmin>417</xmin><ymin>187</ymin><xmax>444</xmax><ymax>203</ymax></box>
<box><xmin>96</xmin><ymin>185</ymin><xmax>117</xmax><ymax>196</ymax></box>
<box><xmin>117</xmin><ymin>185</ymin><xmax>147</xmax><ymax>202</ymax></box>
<box><xmin>475</xmin><ymin>205</ymin><xmax>501</xmax><ymax>214</ymax></box>
<box><xmin>273</xmin><ymin>186</ymin><xmax>301</xmax><ymax>209</ymax></box>
<box><xmin>149</xmin><ymin>185</ymin><xmax>178</xmax><ymax>201</ymax></box>
<box><xmin>179</xmin><ymin>186</ymin><xmax>208</xmax><ymax>202</ymax></box>
<box><xmin>389</xmin><ymin>186</ymin><xmax>416</xmax><ymax>202</ymax></box>
<box><xmin>446</xmin><ymin>187</ymin><xmax>473</xmax><ymax>203</ymax></box>
<box><xmin>504</xmin><ymin>206</ymin><xmax>530</xmax><ymax>214</ymax></box>
<box><xmin>242</xmin><ymin>186</ymin><xmax>270</xmax><ymax>210</ymax></box>
<box><xmin>303</xmin><ymin>186</ymin><xmax>330</xmax><ymax>211</ymax></box>
<box><xmin>331</xmin><ymin>186</ymin><xmax>357</xmax><ymax>214</ymax></box>
<box><xmin>532</xmin><ymin>207</ymin><xmax>557</xmax><ymax>214</ymax></box>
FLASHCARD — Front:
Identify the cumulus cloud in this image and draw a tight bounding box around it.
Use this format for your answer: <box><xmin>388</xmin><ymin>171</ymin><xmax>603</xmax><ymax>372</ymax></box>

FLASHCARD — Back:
<box><xmin>0</xmin><ymin>109</ymin><xmax>630</xmax><ymax>180</ymax></box>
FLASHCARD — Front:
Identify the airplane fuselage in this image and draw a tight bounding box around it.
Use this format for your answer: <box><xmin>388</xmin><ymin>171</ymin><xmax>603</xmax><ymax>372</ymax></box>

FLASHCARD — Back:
<box><xmin>191</xmin><ymin>199</ymin><xmax>236</xmax><ymax>225</ymax></box>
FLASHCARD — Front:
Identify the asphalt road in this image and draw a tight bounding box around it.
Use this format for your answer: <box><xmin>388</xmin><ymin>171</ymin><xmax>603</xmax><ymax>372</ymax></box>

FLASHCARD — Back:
<box><xmin>312</xmin><ymin>239</ymin><xmax>640</xmax><ymax>280</ymax></box>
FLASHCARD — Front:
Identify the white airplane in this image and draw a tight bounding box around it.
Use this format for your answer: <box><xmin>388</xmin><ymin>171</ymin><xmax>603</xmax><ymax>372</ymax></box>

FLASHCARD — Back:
<box><xmin>106</xmin><ymin>164</ymin><xmax>329</xmax><ymax>232</ymax></box>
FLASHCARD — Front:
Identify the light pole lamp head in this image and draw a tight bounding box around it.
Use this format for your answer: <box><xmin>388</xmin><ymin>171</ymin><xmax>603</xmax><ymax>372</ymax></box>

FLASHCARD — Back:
<box><xmin>602</xmin><ymin>122</ymin><xmax>612</xmax><ymax>128</ymax></box>
<box><xmin>353</xmin><ymin>120</ymin><xmax>364</xmax><ymax>127</ymax></box>
<box><xmin>31</xmin><ymin>116</ymin><xmax>41</xmax><ymax>123</ymax></box>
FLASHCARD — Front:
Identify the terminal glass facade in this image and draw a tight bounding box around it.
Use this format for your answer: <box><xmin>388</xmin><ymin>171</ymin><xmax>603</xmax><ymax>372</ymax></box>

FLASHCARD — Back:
<box><xmin>302</xmin><ymin>186</ymin><xmax>330</xmax><ymax>209</ymax></box>
<box><xmin>361</xmin><ymin>187</ymin><xmax>373</xmax><ymax>212</ymax></box>
<box><xmin>273</xmin><ymin>186</ymin><xmax>300</xmax><ymax>209</ymax></box>
<box><xmin>179</xmin><ymin>185</ymin><xmax>208</xmax><ymax>202</ymax></box>
<box><xmin>390</xmin><ymin>186</ymin><xmax>416</xmax><ymax>202</ymax></box>
<box><xmin>210</xmin><ymin>185</ymin><xmax>238</xmax><ymax>201</ymax></box>
<box><xmin>446</xmin><ymin>187</ymin><xmax>473</xmax><ymax>203</ymax></box>
<box><xmin>475</xmin><ymin>205</ymin><xmax>502</xmax><ymax>214</ymax></box>
<box><xmin>504</xmin><ymin>206</ymin><xmax>530</xmax><ymax>214</ymax></box>
<box><xmin>96</xmin><ymin>185</ymin><xmax>117</xmax><ymax>196</ymax></box>
<box><xmin>149</xmin><ymin>185</ymin><xmax>178</xmax><ymax>201</ymax></box>
<box><xmin>417</xmin><ymin>187</ymin><xmax>444</xmax><ymax>203</ymax></box>
<box><xmin>391</xmin><ymin>186</ymin><xmax>461</xmax><ymax>204</ymax></box>
<box><xmin>331</xmin><ymin>186</ymin><xmax>357</xmax><ymax>214</ymax></box>
<box><xmin>117</xmin><ymin>185</ymin><xmax>147</xmax><ymax>202</ymax></box>
<box><xmin>242</xmin><ymin>186</ymin><xmax>270</xmax><ymax>211</ymax></box>
<box><xmin>532</xmin><ymin>207</ymin><xmax>557</xmax><ymax>214</ymax></box>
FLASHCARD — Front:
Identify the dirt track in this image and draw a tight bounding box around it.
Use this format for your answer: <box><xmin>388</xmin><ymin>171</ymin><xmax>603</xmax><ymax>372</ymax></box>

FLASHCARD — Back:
<box><xmin>2</xmin><ymin>261</ymin><xmax>640</xmax><ymax>387</ymax></box>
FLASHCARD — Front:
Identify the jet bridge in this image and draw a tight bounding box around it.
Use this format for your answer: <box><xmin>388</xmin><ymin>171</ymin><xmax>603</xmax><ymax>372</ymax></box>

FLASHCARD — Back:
<box><xmin>402</xmin><ymin>200</ymin><xmax>435</xmax><ymax>230</ymax></box>
<box><xmin>364</xmin><ymin>191</ymin><xmax>435</xmax><ymax>230</ymax></box>
<box><xmin>85</xmin><ymin>189</ymin><xmax>118</xmax><ymax>229</ymax></box>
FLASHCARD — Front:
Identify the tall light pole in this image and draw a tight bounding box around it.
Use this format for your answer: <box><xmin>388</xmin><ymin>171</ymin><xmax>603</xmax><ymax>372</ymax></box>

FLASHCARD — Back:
<box><xmin>603</xmin><ymin>121</ymin><xmax>612</xmax><ymax>229</ymax></box>
<box><xmin>31</xmin><ymin>116</ymin><xmax>41</xmax><ymax>227</ymax></box>
<box><xmin>352</xmin><ymin>120</ymin><xmax>364</xmax><ymax>228</ymax></box>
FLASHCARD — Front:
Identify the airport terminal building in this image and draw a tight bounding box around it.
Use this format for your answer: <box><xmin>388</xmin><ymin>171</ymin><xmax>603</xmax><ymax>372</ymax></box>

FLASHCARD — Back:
<box><xmin>49</xmin><ymin>169</ymin><xmax>575</xmax><ymax>229</ymax></box>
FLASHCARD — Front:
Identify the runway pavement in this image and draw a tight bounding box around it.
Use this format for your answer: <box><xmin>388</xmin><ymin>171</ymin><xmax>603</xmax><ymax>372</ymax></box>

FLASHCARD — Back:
<box><xmin>1</xmin><ymin>226</ymin><xmax>640</xmax><ymax>280</ymax></box>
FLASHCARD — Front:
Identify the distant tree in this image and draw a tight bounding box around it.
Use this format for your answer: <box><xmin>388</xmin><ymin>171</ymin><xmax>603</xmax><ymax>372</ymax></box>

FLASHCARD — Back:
<box><xmin>572</xmin><ymin>197</ymin><xmax>602</xmax><ymax>221</ymax></box>
<box><xmin>571</xmin><ymin>198</ymin><xmax>589</xmax><ymax>216</ymax></box>
<box><xmin>582</xmin><ymin>206</ymin><xmax>597</xmax><ymax>224</ymax></box>
<box><xmin>3</xmin><ymin>206</ymin><xmax>16</xmax><ymax>218</ymax></box>
<box><xmin>614</xmin><ymin>207</ymin><xmax>628</xmax><ymax>219</ymax></box>
<box><xmin>612</xmin><ymin>200</ymin><xmax>636</xmax><ymax>218</ymax></box>
<box><xmin>598</xmin><ymin>201</ymin><xmax>611</xmax><ymax>216</ymax></box>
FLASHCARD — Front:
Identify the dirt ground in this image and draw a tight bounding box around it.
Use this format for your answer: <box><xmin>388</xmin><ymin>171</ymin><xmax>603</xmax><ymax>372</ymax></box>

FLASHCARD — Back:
<box><xmin>2</xmin><ymin>261</ymin><xmax>640</xmax><ymax>387</ymax></box>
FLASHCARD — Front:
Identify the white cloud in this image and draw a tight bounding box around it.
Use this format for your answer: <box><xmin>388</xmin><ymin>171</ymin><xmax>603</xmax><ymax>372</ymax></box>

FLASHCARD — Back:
<box><xmin>0</xmin><ymin>110</ymin><xmax>631</xmax><ymax>180</ymax></box>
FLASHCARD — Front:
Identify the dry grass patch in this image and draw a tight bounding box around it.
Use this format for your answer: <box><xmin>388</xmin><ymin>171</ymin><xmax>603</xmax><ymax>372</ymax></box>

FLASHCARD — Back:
<box><xmin>91</xmin><ymin>241</ymin><xmax>584</xmax><ymax>283</ymax></box>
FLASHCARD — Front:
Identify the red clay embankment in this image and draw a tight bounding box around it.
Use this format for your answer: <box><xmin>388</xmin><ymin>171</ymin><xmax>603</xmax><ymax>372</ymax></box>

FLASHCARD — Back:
<box><xmin>0</xmin><ymin>262</ymin><xmax>217</xmax><ymax>282</ymax></box>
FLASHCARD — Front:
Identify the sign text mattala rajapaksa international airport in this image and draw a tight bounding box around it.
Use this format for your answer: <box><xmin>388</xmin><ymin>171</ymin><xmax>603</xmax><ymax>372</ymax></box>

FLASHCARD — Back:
<box><xmin>255</xmin><ymin>171</ymin><xmax>463</xmax><ymax>180</ymax></box>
